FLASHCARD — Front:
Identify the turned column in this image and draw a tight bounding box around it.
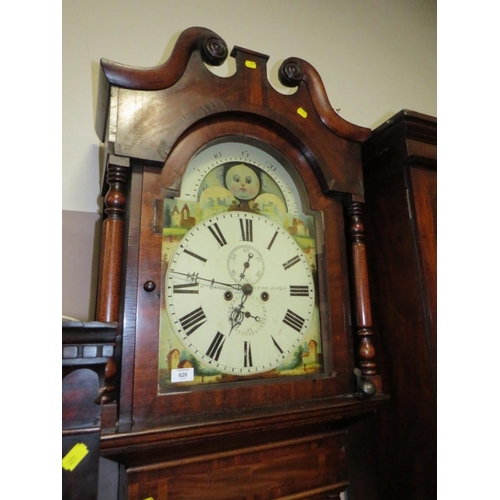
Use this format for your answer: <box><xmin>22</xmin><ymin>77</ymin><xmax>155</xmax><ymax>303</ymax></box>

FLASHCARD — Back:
<box><xmin>94</xmin><ymin>156</ymin><xmax>129</xmax><ymax>405</ymax></box>
<box><xmin>346</xmin><ymin>200</ymin><xmax>377</xmax><ymax>379</ymax></box>
<box><xmin>96</xmin><ymin>156</ymin><xmax>129</xmax><ymax>323</ymax></box>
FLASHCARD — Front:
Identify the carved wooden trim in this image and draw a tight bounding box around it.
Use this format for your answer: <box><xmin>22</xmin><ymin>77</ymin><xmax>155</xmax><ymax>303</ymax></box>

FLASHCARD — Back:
<box><xmin>346</xmin><ymin>201</ymin><xmax>377</xmax><ymax>377</ymax></box>
<box><xmin>96</xmin><ymin>158</ymin><xmax>129</xmax><ymax>323</ymax></box>
<box><xmin>279</xmin><ymin>57</ymin><xmax>371</xmax><ymax>143</ymax></box>
<box><xmin>101</xmin><ymin>27</ymin><xmax>227</xmax><ymax>90</ymax></box>
<box><xmin>95</xmin><ymin>27</ymin><xmax>367</xmax><ymax>196</ymax></box>
<box><xmin>95</xmin><ymin>27</ymin><xmax>228</xmax><ymax>142</ymax></box>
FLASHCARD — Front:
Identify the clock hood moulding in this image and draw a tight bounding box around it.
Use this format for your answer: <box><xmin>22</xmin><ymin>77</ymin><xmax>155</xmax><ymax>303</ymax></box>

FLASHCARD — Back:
<box><xmin>95</xmin><ymin>26</ymin><xmax>371</xmax><ymax>197</ymax></box>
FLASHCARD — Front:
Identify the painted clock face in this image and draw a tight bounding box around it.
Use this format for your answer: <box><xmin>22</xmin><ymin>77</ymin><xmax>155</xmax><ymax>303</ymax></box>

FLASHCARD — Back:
<box><xmin>165</xmin><ymin>211</ymin><xmax>315</xmax><ymax>375</ymax></box>
<box><xmin>159</xmin><ymin>138</ymin><xmax>324</xmax><ymax>389</ymax></box>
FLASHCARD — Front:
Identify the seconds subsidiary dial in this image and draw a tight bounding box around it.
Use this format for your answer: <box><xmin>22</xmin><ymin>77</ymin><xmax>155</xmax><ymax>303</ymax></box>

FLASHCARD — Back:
<box><xmin>165</xmin><ymin>211</ymin><xmax>315</xmax><ymax>375</ymax></box>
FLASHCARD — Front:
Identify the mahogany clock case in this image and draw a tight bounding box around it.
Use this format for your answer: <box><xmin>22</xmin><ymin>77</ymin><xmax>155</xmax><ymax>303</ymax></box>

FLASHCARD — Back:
<box><xmin>63</xmin><ymin>26</ymin><xmax>390</xmax><ymax>499</ymax></box>
<box><xmin>90</xmin><ymin>27</ymin><xmax>386</xmax><ymax>438</ymax></box>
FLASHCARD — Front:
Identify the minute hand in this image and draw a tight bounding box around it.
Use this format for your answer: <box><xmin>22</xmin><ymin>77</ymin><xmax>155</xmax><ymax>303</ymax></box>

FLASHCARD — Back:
<box><xmin>172</xmin><ymin>271</ymin><xmax>242</xmax><ymax>291</ymax></box>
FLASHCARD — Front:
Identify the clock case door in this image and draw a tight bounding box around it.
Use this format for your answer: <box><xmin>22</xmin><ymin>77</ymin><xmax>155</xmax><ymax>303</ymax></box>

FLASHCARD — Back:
<box><xmin>95</xmin><ymin>27</ymin><xmax>386</xmax><ymax>443</ymax></box>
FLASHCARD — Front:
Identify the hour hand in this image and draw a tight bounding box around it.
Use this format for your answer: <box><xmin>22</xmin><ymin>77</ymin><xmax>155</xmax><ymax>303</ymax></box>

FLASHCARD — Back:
<box><xmin>172</xmin><ymin>271</ymin><xmax>242</xmax><ymax>291</ymax></box>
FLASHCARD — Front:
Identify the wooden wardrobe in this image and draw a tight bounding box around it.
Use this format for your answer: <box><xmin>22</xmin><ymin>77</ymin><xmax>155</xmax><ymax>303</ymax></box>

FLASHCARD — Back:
<box><xmin>346</xmin><ymin>109</ymin><xmax>437</xmax><ymax>500</ymax></box>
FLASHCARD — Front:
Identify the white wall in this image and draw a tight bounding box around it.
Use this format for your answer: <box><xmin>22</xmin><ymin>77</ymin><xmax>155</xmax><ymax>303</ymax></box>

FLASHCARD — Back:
<box><xmin>63</xmin><ymin>0</ymin><xmax>437</xmax><ymax>214</ymax></box>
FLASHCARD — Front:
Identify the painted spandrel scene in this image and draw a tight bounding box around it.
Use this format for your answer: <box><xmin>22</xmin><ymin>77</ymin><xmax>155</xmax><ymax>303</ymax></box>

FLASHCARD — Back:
<box><xmin>158</xmin><ymin>161</ymin><xmax>324</xmax><ymax>393</ymax></box>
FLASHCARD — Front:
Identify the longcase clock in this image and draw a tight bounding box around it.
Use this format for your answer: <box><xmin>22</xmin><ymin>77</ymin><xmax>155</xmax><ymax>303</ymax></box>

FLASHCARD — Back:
<box><xmin>92</xmin><ymin>27</ymin><xmax>388</xmax><ymax>500</ymax></box>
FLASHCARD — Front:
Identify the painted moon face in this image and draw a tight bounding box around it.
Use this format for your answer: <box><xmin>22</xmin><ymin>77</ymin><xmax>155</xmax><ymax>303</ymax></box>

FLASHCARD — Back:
<box><xmin>225</xmin><ymin>163</ymin><xmax>260</xmax><ymax>201</ymax></box>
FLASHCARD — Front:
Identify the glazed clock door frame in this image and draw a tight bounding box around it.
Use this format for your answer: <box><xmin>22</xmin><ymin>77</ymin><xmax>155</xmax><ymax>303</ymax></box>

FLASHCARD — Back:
<box><xmin>121</xmin><ymin>119</ymin><xmax>355</xmax><ymax>431</ymax></box>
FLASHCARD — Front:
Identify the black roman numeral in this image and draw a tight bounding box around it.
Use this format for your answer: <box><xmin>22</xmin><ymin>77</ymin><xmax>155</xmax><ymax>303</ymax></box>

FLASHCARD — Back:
<box><xmin>290</xmin><ymin>285</ymin><xmax>309</xmax><ymax>297</ymax></box>
<box><xmin>267</xmin><ymin>230</ymin><xmax>278</xmax><ymax>250</ymax></box>
<box><xmin>283</xmin><ymin>309</ymin><xmax>306</xmax><ymax>333</ymax></box>
<box><xmin>184</xmin><ymin>249</ymin><xmax>207</xmax><ymax>263</ymax></box>
<box><xmin>282</xmin><ymin>255</ymin><xmax>301</xmax><ymax>270</ymax></box>
<box><xmin>240</xmin><ymin>218</ymin><xmax>253</xmax><ymax>242</ymax></box>
<box><xmin>179</xmin><ymin>307</ymin><xmax>207</xmax><ymax>336</ymax></box>
<box><xmin>173</xmin><ymin>282</ymin><xmax>199</xmax><ymax>294</ymax></box>
<box><xmin>208</xmin><ymin>223</ymin><xmax>227</xmax><ymax>247</ymax></box>
<box><xmin>206</xmin><ymin>331</ymin><xmax>225</xmax><ymax>361</ymax></box>
<box><xmin>243</xmin><ymin>341</ymin><xmax>253</xmax><ymax>367</ymax></box>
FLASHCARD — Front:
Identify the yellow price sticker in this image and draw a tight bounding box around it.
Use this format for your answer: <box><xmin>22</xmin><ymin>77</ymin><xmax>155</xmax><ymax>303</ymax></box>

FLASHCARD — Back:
<box><xmin>297</xmin><ymin>107</ymin><xmax>308</xmax><ymax>118</ymax></box>
<box><xmin>245</xmin><ymin>60</ymin><xmax>257</xmax><ymax>69</ymax></box>
<box><xmin>62</xmin><ymin>443</ymin><xmax>89</xmax><ymax>472</ymax></box>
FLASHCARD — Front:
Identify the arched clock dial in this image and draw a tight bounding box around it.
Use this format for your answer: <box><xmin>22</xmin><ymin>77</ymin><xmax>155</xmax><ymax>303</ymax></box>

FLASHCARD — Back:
<box><xmin>179</xmin><ymin>140</ymin><xmax>303</xmax><ymax>214</ymax></box>
<box><xmin>165</xmin><ymin>211</ymin><xmax>316</xmax><ymax>375</ymax></box>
